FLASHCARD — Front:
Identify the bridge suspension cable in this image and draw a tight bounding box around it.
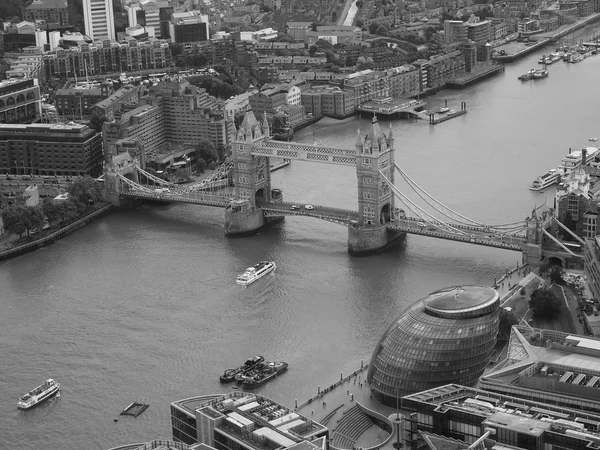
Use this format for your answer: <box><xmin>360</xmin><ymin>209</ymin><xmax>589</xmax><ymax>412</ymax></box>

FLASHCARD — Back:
<box><xmin>380</xmin><ymin>171</ymin><xmax>469</xmax><ymax>236</ymax></box>
<box><xmin>180</xmin><ymin>157</ymin><xmax>233</xmax><ymax>194</ymax></box>
<box><xmin>394</xmin><ymin>163</ymin><xmax>527</xmax><ymax>230</ymax></box>
<box><xmin>135</xmin><ymin>166</ymin><xmax>174</xmax><ymax>186</ymax></box>
<box><xmin>117</xmin><ymin>173</ymin><xmax>155</xmax><ymax>193</ymax></box>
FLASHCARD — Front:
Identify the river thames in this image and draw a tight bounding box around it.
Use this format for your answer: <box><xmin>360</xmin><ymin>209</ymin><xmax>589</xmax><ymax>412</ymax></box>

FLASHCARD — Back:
<box><xmin>3</xmin><ymin>32</ymin><xmax>600</xmax><ymax>449</ymax></box>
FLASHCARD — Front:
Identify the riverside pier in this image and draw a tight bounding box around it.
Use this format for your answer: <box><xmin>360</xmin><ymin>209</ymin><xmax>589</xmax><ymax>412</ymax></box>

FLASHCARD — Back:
<box><xmin>429</xmin><ymin>102</ymin><xmax>467</xmax><ymax>125</ymax></box>
<box><xmin>357</xmin><ymin>97</ymin><xmax>428</xmax><ymax>119</ymax></box>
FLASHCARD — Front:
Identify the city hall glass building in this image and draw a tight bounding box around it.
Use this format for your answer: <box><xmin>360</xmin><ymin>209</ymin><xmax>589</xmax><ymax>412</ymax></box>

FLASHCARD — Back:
<box><xmin>368</xmin><ymin>285</ymin><xmax>500</xmax><ymax>405</ymax></box>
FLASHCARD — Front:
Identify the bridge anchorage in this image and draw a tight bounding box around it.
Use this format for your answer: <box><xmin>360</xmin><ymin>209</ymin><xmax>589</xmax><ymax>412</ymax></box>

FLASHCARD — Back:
<box><xmin>102</xmin><ymin>111</ymin><xmax>556</xmax><ymax>262</ymax></box>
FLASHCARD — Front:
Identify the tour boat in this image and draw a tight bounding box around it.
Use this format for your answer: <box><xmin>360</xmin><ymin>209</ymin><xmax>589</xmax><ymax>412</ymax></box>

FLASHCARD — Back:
<box><xmin>17</xmin><ymin>379</ymin><xmax>60</xmax><ymax>410</ymax></box>
<box><xmin>236</xmin><ymin>261</ymin><xmax>276</xmax><ymax>286</ymax></box>
<box><xmin>590</xmin><ymin>137</ymin><xmax>598</xmax><ymax>142</ymax></box>
<box><xmin>529</xmin><ymin>169</ymin><xmax>560</xmax><ymax>191</ymax></box>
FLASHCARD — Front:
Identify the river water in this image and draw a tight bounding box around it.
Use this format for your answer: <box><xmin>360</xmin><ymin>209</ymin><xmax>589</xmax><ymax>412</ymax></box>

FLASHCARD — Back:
<box><xmin>3</xmin><ymin>33</ymin><xmax>600</xmax><ymax>449</ymax></box>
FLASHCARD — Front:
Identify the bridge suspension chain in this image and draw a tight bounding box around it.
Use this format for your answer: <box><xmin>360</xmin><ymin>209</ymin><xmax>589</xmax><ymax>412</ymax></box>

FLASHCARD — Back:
<box><xmin>380</xmin><ymin>171</ymin><xmax>469</xmax><ymax>236</ymax></box>
<box><xmin>394</xmin><ymin>163</ymin><xmax>527</xmax><ymax>230</ymax></box>
<box><xmin>117</xmin><ymin>173</ymin><xmax>156</xmax><ymax>193</ymax></box>
<box><xmin>180</xmin><ymin>157</ymin><xmax>233</xmax><ymax>193</ymax></box>
<box><xmin>135</xmin><ymin>167</ymin><xmax>174</xmax><ymax>186</ymax></box>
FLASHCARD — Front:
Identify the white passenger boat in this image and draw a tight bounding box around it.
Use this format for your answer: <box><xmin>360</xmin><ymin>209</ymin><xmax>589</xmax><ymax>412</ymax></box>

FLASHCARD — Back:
<box><xmin>530</xmin><ymin>169</ymin><xmax>560</xmax><ymax>191</ymax></box>
<box><xmin>236</xmin><ymin>261</ymin><xmax>276</xmax><ymax>286</ymax></box>
<box><xmin>18</xmin><ymin>379</ymin><xmax>60</xmax><ymax>410</ymax></box>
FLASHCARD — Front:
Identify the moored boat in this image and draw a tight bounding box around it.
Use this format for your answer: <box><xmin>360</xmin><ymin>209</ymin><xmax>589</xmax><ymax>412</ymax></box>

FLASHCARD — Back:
<box><xmin>236</xmin><ymin>261</ymin><xmax>276</xmax><ymax>286</ymax></box>
<box><xmin>518</xmin><ymin>69</ymin><xmax>535</xmax><ymax>80</ymax></box>
<box><xmin>17</xmin><ymin>379</ymin><xmax>60</xmax><ymax>410</ymax></box>
<box><xmin>530</xmin><ymin>169</ymin><xmax>560</xmax><ymax>191</ymax></box>
<box><xmin>235</xmin><ymin>361</ymin><xmax>288</xmax><ymax>388</ymax></box>
<box><xmin>532</xmin><ymin>68</ymin><xmax>549</xmax><ymax>79</ymax></box>
<box><xmin>220</xmin><ymin>356</ymin><xmax>264</xmax><ymax>383</ymax></box>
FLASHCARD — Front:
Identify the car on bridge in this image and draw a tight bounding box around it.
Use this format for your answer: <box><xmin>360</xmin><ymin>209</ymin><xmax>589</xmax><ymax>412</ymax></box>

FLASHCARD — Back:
<box><xmin>417</xmin><ymin>222</ymin><xmax>426</xmax><ymax>228</ymax></box>
<box><xmin>304</xmin><ymin>205</ymin><xmax>314</xmax><ymax>210</ymax></box>
<box><xmin>290</xmin><ymin>205</ymin><xmax>300</xmax><ymax>210</ymax></box>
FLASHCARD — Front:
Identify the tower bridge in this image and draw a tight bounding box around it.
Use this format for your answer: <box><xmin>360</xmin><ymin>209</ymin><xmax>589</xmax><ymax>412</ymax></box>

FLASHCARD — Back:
<box><xmin>103</xmin><ymin>111</ymin><xmax>561</xmax><ymax>263</ymax></box>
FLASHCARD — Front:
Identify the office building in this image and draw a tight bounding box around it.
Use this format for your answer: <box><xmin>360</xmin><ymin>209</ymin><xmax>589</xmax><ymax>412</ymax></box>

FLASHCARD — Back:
<box><xmin>171</xmin><ymin>392</ymin><xmax>328</xmax><ymax>446</ymax></box>
<box><xmin>402</xmin><ymin>383</ymin><xmax>600</xmax><ymax>450</ymax></box>
<box><xmin>22</xmin><ymin>0</ymin><xmax>69</xmax><ymax>25</ymax></box>
<box><xmin>480</xmin><ymin>326</ymin><xmax>600</xmax><ymax>415</ymax></box>
<box><xmin>305</xmin><ymin>25</ymin><xmax>362</xmax><ymax>45</ymax></box>
<box><xmin>82</xmin><ymin>0</ymin><xmax>115</xmax><ymax>40</ymax></box>
<box><xmin>368</xmin><ymin>285</ymin><xmax>500</xmax><ymax>405</ymax></box>
<box><xmin>249</xmin><ymin>88</ymin><xmax>287</xmax><ymax>115</ymax></box>
<box><xmin>0</xmin><ymin>79</ymin><xmax>42</xmax><ymax>125</ymax></box>
<box><xmin>301</xmin><ymin>86</ymin><xmax>355</xmax><ymax>118</ymax></box>
<box><xmin>169</xmin><ymin>11</ymin><xmax>209</xmax><ymax>43</ymax></box>
<box><xmin>466</xmin><ymin>21</ymin><xmax>492</xmax><ymax>44</ymax></box>
<box><xmin>0</xmin><ymin>123</ymin><xmax>103</xmax><ymax>177</ymax></box>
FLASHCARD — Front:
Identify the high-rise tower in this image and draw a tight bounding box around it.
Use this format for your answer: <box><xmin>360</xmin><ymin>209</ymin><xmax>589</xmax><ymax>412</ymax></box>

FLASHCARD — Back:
<box><xmin>83</xmin><ymin>0</ymin><xmax>116</xmax><ymax>41</ymax></box>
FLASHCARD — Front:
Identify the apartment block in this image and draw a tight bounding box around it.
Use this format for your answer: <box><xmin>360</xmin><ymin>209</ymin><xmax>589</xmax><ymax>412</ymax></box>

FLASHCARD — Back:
<box><xmin>0</xmin><ymin>79</ymin><xmax>42</xmax><ymax>125</ymax></box>
<box><xmin>0</xmin><ymin>123</ymin><xmax>103</xmax><ymax>176</ymax></box>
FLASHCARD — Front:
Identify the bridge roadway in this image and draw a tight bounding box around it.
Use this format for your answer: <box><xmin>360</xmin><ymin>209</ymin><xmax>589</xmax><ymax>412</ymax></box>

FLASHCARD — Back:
<box><xmin>388</xmin><ymin>218</ymin><xmax>524</xmax><ymax>251</ymax></box>
<box><xmin>261</xmin><ymin>202</ymin><xmax>359</xmax><ymax>225</ymax></box>
<box><xmin>120</xmin><ymin>188</ymin><xmax>231</xmax><ymax>207</ymax></box>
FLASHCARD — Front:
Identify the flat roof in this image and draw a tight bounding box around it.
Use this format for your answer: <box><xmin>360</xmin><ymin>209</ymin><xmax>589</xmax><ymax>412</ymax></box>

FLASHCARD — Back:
<box><xmin>484</xmin><ymin>411</ymin><xmax>550</xmax><ymax>437</ymax></box>
<box><xmin>566</xmin><ymin>335</ymin><xmax>600</xmax><ymax>352</ymax></box>
<box><xmin>268</xmin><ymin>412</ymin><xmax>299</xmax><ymax>426</ymax></box>
<box><xmin>228</xmin><ymin>412</ymin><xmax>254</xmax><ymax>426</ymax></box>
<box><xmin>277</xmin><ymin>419</ymin><xmax>306</xmax><ymax>432</ymax></box>
<box><xmin>253</xmin><ymin>427</ymin><xmax>296</xmax><ymax>447</ymax></box>
<box><xmin>238</xmin><ymin>401</ymin><xmax>260</xmax><ymax>412</ymax></box>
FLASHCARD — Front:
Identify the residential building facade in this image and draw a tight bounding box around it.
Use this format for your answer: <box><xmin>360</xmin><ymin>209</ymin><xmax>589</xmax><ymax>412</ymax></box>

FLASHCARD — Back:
<box><xmin>0</xmin><ymin>79</ymin><xmax>42</xmax><ymax>125</ymax></box>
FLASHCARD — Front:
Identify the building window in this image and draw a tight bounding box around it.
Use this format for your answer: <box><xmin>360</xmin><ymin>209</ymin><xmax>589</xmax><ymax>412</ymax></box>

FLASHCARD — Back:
<box><xmin>363</xmin><ymin>191</ymin><xmax>374</xmax><ymax>200</ymax></box>
<box><xmin>363</xmin><ymin>177</ymin><xmax>373</xmax><ymax>184</ymax></box>
<box><xmin>238</xmin><ymin>163</ymin><xmax>248</xmax><ymax>170</ymax></box>
<box><xmin>362</xmin><ymin>158</ymin><xmax>371</xmax><ymax>166</ymax></box>
<box><xmin>238</xmin><ymin>176</ymin><xmax>249</xmax><ymax>184</ymax></box>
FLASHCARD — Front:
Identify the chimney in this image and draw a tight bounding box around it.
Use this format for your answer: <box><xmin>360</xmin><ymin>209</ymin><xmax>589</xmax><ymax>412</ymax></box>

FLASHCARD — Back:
<box><xmin>583</xmin><ymin>148</ymin><xmax>588</xmax><ymax>166</ymax></box>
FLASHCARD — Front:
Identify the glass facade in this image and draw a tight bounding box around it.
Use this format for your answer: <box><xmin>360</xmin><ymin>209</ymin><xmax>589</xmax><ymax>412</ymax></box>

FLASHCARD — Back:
<box><xmin>368</xmin><ymin>286</ymin><xmax>500</xmax><ymax>406</ymax></box>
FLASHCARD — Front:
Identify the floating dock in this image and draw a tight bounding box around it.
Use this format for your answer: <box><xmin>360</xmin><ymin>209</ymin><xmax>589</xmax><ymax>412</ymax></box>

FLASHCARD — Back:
<box><xmin>429</xmin><ymin>102</ymin><xmax>467</xmax><ymax>125</ymax></box>
<box><xmin>120</xmin><ymin>402</ymin><xmax>149</xmax><ymax>417</ymax></box>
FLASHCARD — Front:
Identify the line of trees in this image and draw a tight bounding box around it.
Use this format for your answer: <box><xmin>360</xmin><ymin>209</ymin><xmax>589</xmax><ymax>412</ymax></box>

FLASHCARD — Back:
<box><xmin>1</xmin><ymin>176</ymin><xmax>105</xmax><ymax>239</ymax></box>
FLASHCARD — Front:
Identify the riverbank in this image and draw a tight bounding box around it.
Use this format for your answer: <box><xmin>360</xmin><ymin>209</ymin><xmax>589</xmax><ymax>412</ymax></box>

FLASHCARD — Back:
<box><xmin>493</xmin><ymin>13</ymin><xmax>600</xmax><ymax>62</ymax></box>
<box><xmin>0</xmin><ymin>204</ymin><xmax>113</xmax><ymax>262</ymax></box>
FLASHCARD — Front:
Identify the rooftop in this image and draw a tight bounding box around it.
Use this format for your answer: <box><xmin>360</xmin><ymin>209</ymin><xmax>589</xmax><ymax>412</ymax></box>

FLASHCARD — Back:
<box><xmin>25</xmin><ymin>0</ymin><xmax>68</xmax><ymax>9</ymax></box>
<box><xmin>424</xmin><ymin>286</ymin><xmax>498</xmax><ymax>313</ymax></box>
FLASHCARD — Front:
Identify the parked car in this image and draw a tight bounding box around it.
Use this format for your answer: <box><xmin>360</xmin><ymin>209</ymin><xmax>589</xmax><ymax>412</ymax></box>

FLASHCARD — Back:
<box><xmin>290</xmin><ymin>205</ymin><xmax>300</xmax><ymax>210</ymax></box>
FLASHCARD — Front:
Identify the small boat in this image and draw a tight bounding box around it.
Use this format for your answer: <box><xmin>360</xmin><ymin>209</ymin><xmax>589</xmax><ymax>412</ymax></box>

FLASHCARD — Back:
<box><xmin>236</xmin><ymin>261</ymin><xmax>276</xmax><ymax>286</ymax></box>
<box><xmin>17</xmin><ymin>379</ymin><xmax>60</xmax><ymax>410</ymax></box>
<box><xmin>220</xmin><ymin>356</ymin><xmax>264</xmax><ymax>383</ymax></box>
<box><xmin>235</xmin><ymin>361</ymin><xmax>288</xmax><ymax>388</ymax></box>
<box><xmin>439</xmin><ymin>107</ymin><xmax>450</xmax><ymax>113</ymax></box>
<box><xmin>518</xmin><ymin>69</ymin><xmax>535</xmax><ymax>80</ymax></box>
<box><xmin>532</xmin><ymin>68</ymin><xmax>549</xmax><ymax>79</ymax></box>
<box><xmin>590</xmin><ymin>137</ymin><xmax>598</xmax><ymax>142</ymax></box>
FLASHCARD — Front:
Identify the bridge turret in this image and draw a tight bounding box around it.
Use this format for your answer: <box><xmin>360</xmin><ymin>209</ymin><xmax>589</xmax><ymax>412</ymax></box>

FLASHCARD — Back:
<box><xmin>262</xmin><ymin>111</ymin><xmax>270</xmax><ymax>138</ymax></box>
<box><xmin>354</xmin><ymin>116</ymin><xmax>395</xmax><ymax>227</ymax></box>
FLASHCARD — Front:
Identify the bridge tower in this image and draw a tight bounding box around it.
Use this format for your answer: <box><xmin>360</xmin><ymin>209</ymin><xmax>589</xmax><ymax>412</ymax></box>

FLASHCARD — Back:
<box><xmin>348</xmin><ymin>116</ymin><xmax>403</xmax><ymax>255</ymax></box>
<box><xmin>522</xmin><ymin>207</ymin><xmax>544</xmax><ymax>266</ymax></box>
<box><xmin>224</xmin><ymin>110</ymin><xmax>278</xmax><ymax>235</ymax></box>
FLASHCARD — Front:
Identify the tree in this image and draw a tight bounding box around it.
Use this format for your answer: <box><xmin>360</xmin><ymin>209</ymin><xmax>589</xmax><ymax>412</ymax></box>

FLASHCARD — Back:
<box><xmin>24</xmin><ymin>205</ymin><xmax>45</xmax><ymax>236</ymax></box>
<box><xmin>499</xmin><ymin>308</ymin><xmax>519</xmax><ymax>340</ymax></box>
<box><xmin>42</xmin><ymin>197</ymin><xmax>62</xmax><ymax>226</ymax></box>
<box><xmin>529</xmin><ymin>288</ymin><xmax>562</xmax><ymax>317</ymax></box>
<box><xmin>195</xmin><ymin>140</ymin><xmax>218</xmax><ymax>165</ymax></box>
<box><xmin>356</xmin><ymin>19</ymin><xmax>364</xmax><ymax>28</ymax></box>
<box><xmin>195</xmin><ymin>158</ymin><xmax>207</xmax><ymax>174</ymax></box>
<box><xmin>67</xmin><ymin>176</ymin><xmax>105</xmax><ymax>214</ymax></box>
<box><xmin>308</xmin><ymin>45</ymin><xmax>318</xmax><ymax>55</ymax></box>
<box><xmin>58</xmin><ymin>200</ymin><xmax>79</xmax><ymax>224</ymax></box>
<box><xmin>1</xmin><ymin>205</ymin><xmax>27</xmax><ymax>238</ymax></box>
<box><xmin>549</xmin><ymin>265</ymin><xmax>565</xmax><ymax>285</ymax></box>
<box><xmin>311</xmin><ymin>22</ymin><xmax>318</xmax><ymax>31</ymax></box>
<box><xmin>538</xmin><ymin>260</ymin><xmax>550</xmax><ymax>278</ymax></box>
<box><xmin>88</xmin><ymin>113</ymin><xmax>106</xmax><ymax>133</ymax></box>
<box><xmin>356</xmin><ymin>0</ymin><xmax>364</xmax><ymax>7</ymax></box>
<box><xmin>234</xmin><ymin>111</ymin><xmax>245</xmax><ymax>129</ymax></box>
